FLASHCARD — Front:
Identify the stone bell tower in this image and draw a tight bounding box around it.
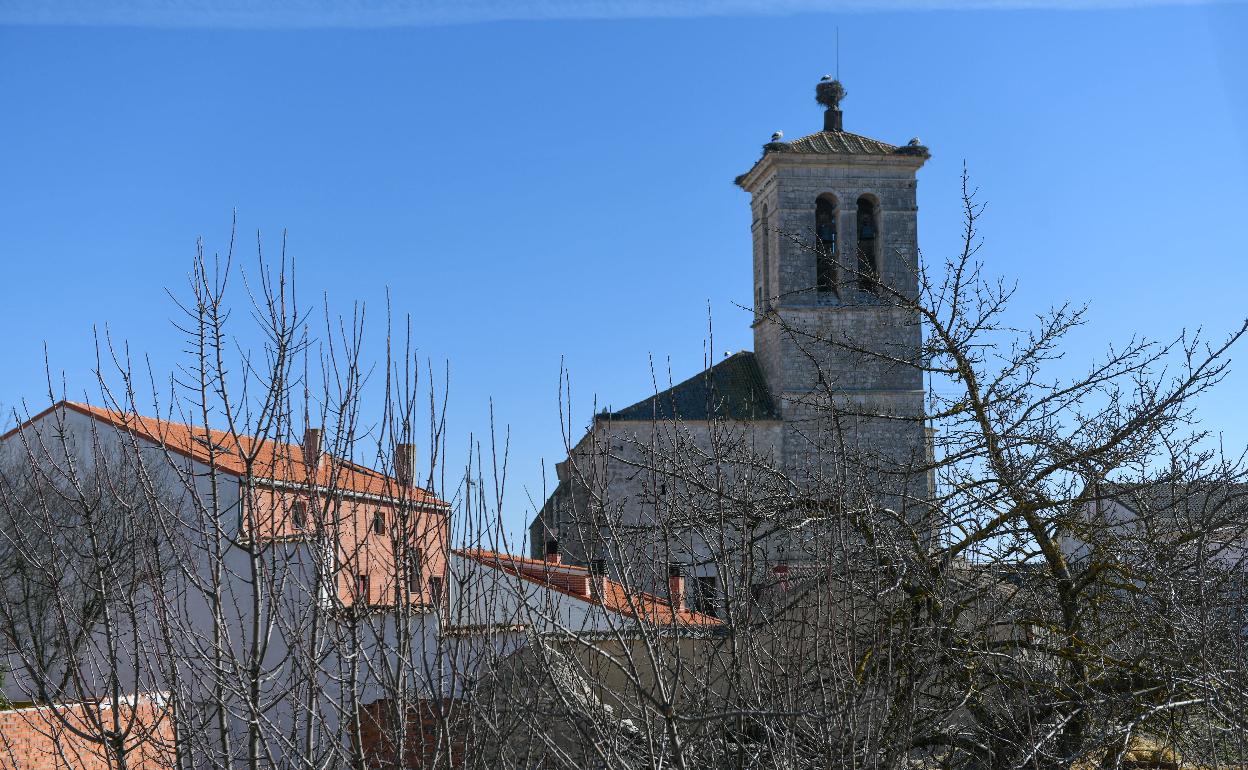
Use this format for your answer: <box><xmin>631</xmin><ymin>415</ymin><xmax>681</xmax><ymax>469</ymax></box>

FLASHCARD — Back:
<box><xmin>735</xmin><ymin>77</ymin><xmax>932</xmax><ymax>513</ymax></box>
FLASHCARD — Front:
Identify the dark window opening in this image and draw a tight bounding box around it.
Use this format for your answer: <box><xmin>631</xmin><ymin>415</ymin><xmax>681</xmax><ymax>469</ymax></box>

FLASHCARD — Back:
<box><xmin>761</xmin><ymin>205</ymin><xmax>771</xmax><ymax>308</ymax></box>
<box><xmin>291</xmin><ymin>500</ymin><xmax>307</xmax><ymax>530</ymax></box>
<box><xmin>815</xmin><ymin>196</ymin><xmax>838</xmax><ymax>294</ymax></box>
<box><xmin>356</xmin><ymin>574</ymin><xmax>370</xmax><ymax>604</ymax></box>
<box><xmin>407</xmin><ymin>549</ymin><xmax>424</xmax><ymax>594</ymax></box>
<box><xmin>372</xmin><ymin>510</ymin><xmax>385</xmax><ymax>535</ymax></box>
<box><xmin>695</xmin><ymin>575</ymin><xmax>719</xmax><ymax>617</ymax></box>
<box><xmin>428</xmin><ymin>576</ymin><xmax>444</xmax><ymax>605</ymax></box>
<box><xmin>856</xmin><ymin>197</ymin><xmax>879</xmax><ymax>292</ymax></box>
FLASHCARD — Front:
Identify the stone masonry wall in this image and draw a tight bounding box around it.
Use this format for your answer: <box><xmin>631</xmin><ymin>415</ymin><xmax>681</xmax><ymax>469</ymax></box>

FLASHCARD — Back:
<box><xmin>548</xmin><ymin>418</ymin><xmax>786</xmax><ymax>594</ymax></box>
<box><xmin>748</xmin><ymin>155</ymin><xmax>931</xmax><ymax>511</ymax></box>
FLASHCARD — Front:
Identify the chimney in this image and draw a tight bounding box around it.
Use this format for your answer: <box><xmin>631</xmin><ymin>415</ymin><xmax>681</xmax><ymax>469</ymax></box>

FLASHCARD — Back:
<box><xmin>544</xmin><ymin>539</ymin><xmax>561</xmax><ymax>566</ymax></box>
<box><xmin>569</xmin><ymin>574</ymin><xmax>591</xmax><ymax>597</ymax></box>
<box><xmin>668</xmin><ymin>563</ymin><xmax>686</xmax><ymax>612</ymax></box>
<box><xmin>589</xmin><ymin>558</ymin><xmax>608</xmax><ymax>597</ymax></box>
<box><xmin>823</xmin><ymin>108</ymin><xmax>843</xmax><ymax>132</ymax></box>
<box><xmin>303</xmin><ymin>427</ymin><xmax>323</xmax><ymax>469</ymax></box>
<box><xmin>395</xmin><ymin>443</ymin><xmax>417</xmax><ymax>487</ymax></box>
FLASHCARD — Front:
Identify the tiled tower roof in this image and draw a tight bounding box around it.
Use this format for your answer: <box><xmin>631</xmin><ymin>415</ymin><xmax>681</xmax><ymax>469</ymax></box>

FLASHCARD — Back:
<box><xmin>783</xmin><ymin>129</ymin><xmax>902</xmax><ymax>156</ymax></box>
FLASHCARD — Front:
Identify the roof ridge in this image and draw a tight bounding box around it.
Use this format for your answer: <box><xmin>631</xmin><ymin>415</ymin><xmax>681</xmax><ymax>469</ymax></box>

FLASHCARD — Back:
<box><xmin>3</xmin><ymin>400</ymin><xmax>446</xmax><ymax>506</ymax></box>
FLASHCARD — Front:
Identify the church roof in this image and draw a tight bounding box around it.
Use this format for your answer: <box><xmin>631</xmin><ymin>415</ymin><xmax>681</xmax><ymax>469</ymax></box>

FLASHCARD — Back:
<box><xmin>781</xmin><ymin>129</ymin><xmax>911</xmax><ymax>156</ymax></box>
<box><xmin>734</xmin><ymin>129</ymin><xmax>929</xmax><ymax>187</ymax></box>
<box><xmin>735</xmin><ymin>78</ymin><xmax>929</xmax><ymax>187</ymax></box>
<box><xmin>600</xmin><ymin>351</ymin><xmax>778</xmax><ymax>422</ymax></box>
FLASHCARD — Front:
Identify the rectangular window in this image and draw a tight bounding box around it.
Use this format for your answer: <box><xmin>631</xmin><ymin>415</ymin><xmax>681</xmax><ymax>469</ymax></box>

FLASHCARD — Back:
<box><xmin>291</xmin><ymin>500</ymin><xmax>307</xmax><ymax>530</ymax></box>
<box><xmin>696</xmin><ymin>576</ymin><xmax>719</xmax><ymax>617</ymax></box>
<box><xmin>356</xmin><ymin>574</ymin><xmax>370</xmax><ymax>604</ymax></box>
<box><xmin>372</xmin><ymin>510</ymin><xmax>385</xmax><ymax>535</ymax></box>
<box><xmin>407</xmin><ymin>549</ymin><xmax>424</xmax><ymax>594</ymax></box>
<box><xmin>762</xmin><ymin>226</ymin><xmax>771</xmax><ymax>307</ymax></box>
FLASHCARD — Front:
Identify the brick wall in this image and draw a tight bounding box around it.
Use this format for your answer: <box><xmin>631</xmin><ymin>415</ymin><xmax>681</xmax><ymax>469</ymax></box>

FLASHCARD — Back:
<box><xmin>355</xmin><ymin>699</ymin><xmax>467</xmax><ymax>769</ymax></box>
<box><xmin>0</xmin><ymin>694</ymin><xmax>174</xmax><ymax>770</ymax></box>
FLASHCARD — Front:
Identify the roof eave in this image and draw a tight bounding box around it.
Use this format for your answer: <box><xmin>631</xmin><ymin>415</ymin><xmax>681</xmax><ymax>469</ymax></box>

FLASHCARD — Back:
<box><xmin>244</xmin><ymin>475</ymin><xmax>451</xmax><ymax>511</ymax></box>
<box><xmin>5</xmin><ymin>401</ymin><xmax>450</xmax><ymax>510</ymax></box>
<box><xmin>736</xmin><ymin>146</ymin><xmax>930</xmax><ymax>191</ymax></box>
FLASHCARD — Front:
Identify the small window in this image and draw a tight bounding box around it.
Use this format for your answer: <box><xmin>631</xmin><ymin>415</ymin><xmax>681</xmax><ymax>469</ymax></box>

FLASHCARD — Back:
<box><xmin>356</xmin><ymin>574</ymin><xmax>370</xmax><ymax>604</ymax></box>
<box><xmin>428</xmin><ymin>576</ymin><xmax>444</xmax><ymax>605</ymax></box>
<box><xmin>761</xmin><ymin>205</ymin><xmax>771</xmax><ymax>308</ymax></box>
<box><xmin>695</xmin><ymin>576</ymin><xmax>719</xmax><ymax>617</ymax></box>
<box><xmin>291</xmin><ymin>500</ymin><xmax>307</xmax><ymax>530</ymax></box>
<box><xmin>407</xmin><ymin>549</ymin><xmax>424</xmax><ymax>594</ymax></box>
<box><xmin>856</xmin><ymin>197</ymin><xmax>879</xmax><ymax>292</ymax></box>
<box><xmin>372</xmin><ymin>510</ymin><xmax>385</xmax><ymax>535</ymax></box>
<box><xmin>815</xmin><ymin>195</ymin><xmax>838</xmax><ymax>294</ymax></box>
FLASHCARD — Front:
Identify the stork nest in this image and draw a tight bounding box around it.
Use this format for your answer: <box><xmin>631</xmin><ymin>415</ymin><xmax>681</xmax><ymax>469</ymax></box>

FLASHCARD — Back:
<box><xmin>815</xmin><ymin>79</ymin><xmax>846</xmax><ymax>109</ymax></box>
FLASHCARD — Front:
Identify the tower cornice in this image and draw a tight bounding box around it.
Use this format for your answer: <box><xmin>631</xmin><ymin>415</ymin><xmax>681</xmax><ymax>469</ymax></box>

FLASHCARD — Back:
<box><xmin>735</xmin><ymin>146</ymin><xmax>928</xmax><ymax>193</ymax></box>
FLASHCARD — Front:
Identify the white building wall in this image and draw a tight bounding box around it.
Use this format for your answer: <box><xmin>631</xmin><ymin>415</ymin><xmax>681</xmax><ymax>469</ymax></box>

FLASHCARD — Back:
<box><xmin>0</xmin><ymin>405</ymin><xmax>448</xmax><ymax>765</ymax></box>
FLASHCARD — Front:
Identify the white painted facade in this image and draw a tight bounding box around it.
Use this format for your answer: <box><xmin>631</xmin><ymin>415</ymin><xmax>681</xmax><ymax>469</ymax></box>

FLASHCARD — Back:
<box><xmin>0</xmin><ymin>404</ymin><xmax>452</xmax><ymax>765</ymax></box>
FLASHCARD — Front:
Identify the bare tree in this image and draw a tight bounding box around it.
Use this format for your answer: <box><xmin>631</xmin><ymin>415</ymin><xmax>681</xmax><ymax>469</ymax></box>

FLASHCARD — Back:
<box><xmin>499</xmin><ymin>173</ymin><xmax>1248</xmax><ymax>770</ymax></box>
<box><xmin>1</xmin><ymin>177</ymin><xmax>1245</xmax><ymax>770</ymax></box>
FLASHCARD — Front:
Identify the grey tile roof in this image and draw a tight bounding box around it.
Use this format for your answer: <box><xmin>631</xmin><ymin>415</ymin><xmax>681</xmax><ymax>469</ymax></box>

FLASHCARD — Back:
<box><xmin>600</xmin><ymin>351</ymin><xmax>779</xmax><ymax>422</ymax></box>
<box><xmin>1098</xmin><ymin>481</ymin><xmax>1248</xmax><ymax>528</ymax></box>
<box><xmin>735</xmin><ymin>130</ymin><xmax>929</xmax><ymax>187</ymax></box>
<box><xmin>782</xmin><ymin>129</ymin><xmax>901</xmax><ymax>155</ymax></box>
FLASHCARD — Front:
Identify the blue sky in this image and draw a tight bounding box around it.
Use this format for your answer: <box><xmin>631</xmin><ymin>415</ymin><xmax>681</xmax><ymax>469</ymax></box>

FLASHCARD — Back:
<box><xmin>1</xmin><ymin>3</ymin><xmax>1246</xmax><ymax>539</ymax></box>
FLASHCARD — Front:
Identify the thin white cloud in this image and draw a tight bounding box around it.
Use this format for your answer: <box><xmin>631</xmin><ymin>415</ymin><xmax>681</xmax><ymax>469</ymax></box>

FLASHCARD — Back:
<box><xmin>1</xmin><ymin>0</ymin><xmax>1242</xmax><ymax>27</ymax></box>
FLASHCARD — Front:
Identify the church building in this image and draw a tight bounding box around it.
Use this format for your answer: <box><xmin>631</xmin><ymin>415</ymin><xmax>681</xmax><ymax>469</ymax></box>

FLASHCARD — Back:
<box><xmin>529</xmin><ymin>78</ymin><xmax>934</xmax><ymax>608</ymax></box>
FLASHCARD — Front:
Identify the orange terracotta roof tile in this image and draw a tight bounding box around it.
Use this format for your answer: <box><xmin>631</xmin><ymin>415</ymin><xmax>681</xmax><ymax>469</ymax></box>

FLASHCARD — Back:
<box><xmin>454</xmin><ymin>548</ymin><xmax>721</xmax><ymax>628</ymax></box>
<box><xmin>4</xmin><ymin>401</ymin><xmax>447</xmax><ymax>508</ymax></box>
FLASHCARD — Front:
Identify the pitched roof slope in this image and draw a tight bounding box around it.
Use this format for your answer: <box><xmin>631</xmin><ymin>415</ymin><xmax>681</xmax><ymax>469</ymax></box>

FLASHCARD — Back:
<box><xmin>455</xmin><ymin>549</ymin><xmax>721</xmax><ymax>628</ymax></box>
<box><xmin>784</xmin><ymin>129</ymin><xmax>901</xmax><ymax>155</ymax></box>
<box><xmin>735</xmin><ymin>129</ymin><xmax>929</xmax><ymax>187</ymax></box>
<box><xmin>3</xmin><ymin>401</ymin><xmax>446</xmax><ymax>506</ymax></box>
<box><xmin>601</xmin><ymin>351</ymin><xmax>778</xmax><ymax>422</ymax></box>
<box><xmin>1097</xmin><ymin>481</ymin><xmax>1248</xmax><ymax>526</ymax></box>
